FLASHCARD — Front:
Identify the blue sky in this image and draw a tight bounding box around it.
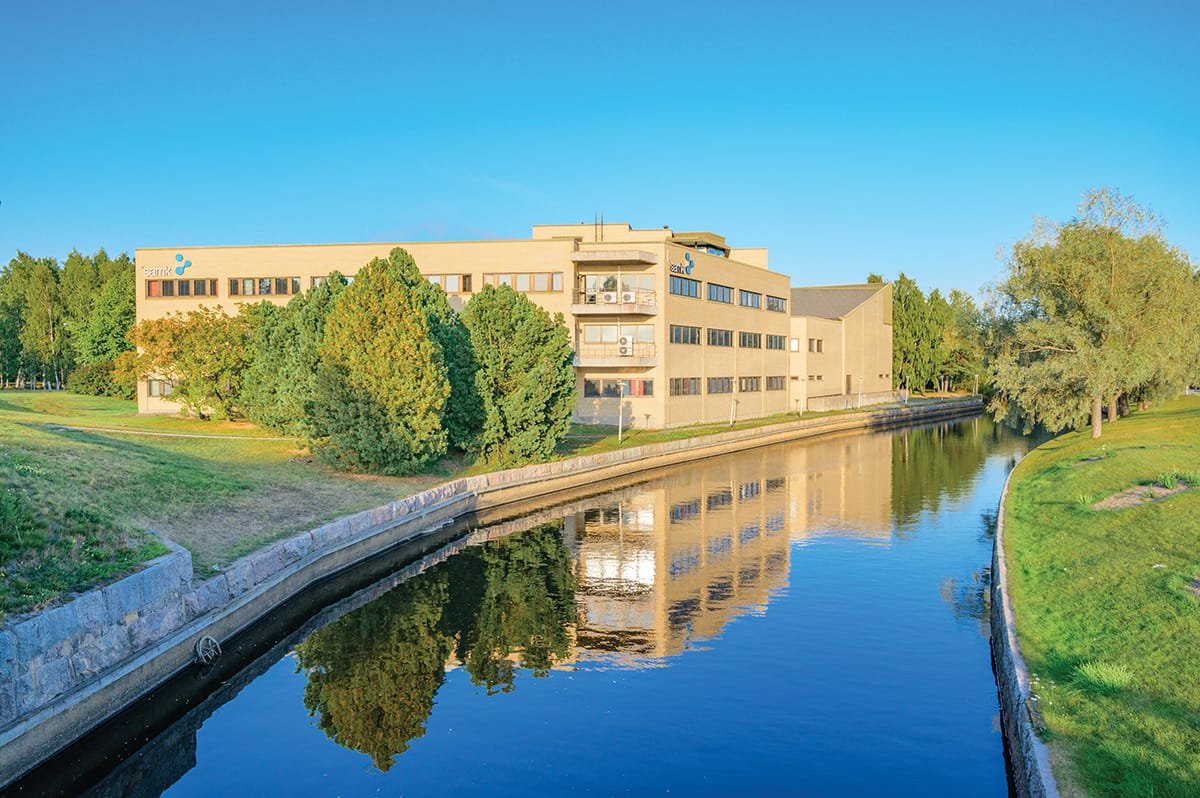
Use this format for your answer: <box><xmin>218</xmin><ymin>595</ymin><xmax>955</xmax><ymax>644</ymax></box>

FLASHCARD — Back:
<box><xmin>2</xmin><ymin>0</ymin><xmax>1196</xmax><ymax>296</ymax></box>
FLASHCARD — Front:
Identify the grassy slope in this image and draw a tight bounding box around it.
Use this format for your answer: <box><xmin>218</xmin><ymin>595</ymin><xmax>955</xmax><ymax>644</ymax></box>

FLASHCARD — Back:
<box><xmin>0</xmin><ymin>392</ymin><xmax>459</xmax><ymax>583</ymax></box>
<box><xmin>1004</xmin><ymin>396</ymin><xmax>1200</xmax><ymax>798</ymax></box>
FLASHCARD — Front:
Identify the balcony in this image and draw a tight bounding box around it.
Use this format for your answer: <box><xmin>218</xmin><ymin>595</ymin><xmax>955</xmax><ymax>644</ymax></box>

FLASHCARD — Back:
<box><xmin>574</xmin><ymin>342</ymin><xmax>657</xmax><ymax>368</ymax></box>
<box><xmin>570</xmin><ymin>250</ymin><xmax>659</xmax><ymax>266</ymax></box>
<box><xmin>572</xmin><ymin>289</ymin><xmax>658</xmax><ymax>316</ymax></box>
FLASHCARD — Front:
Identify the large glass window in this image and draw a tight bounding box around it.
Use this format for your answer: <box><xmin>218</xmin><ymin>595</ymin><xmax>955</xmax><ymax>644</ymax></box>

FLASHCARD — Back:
<box><xmin>738</xmin><ymin>376</ymin><xmax>761</xmax><ymax>392</ymax></box>
<box><xmin>707</xmin><ymin>328</ymin><xmax>733</xmax><ymax>347</ymax></box>
<box><xmin>766</xmin><ymin>376</ymin><xmax>787</xmax><ymax>391</ymax></box>
<box><xmin>669</xmin><ymin>377</ymin><xmax>701</xmax><ymax>396</ymax></box>
<box><xmin>738</xmin><ymin>290</ymin><xmax>762</xmax><ymax>309</ymax></box>
<box><xmin>739</xmin><ymin>332</ymin><xmax>762</xmax><ymax>348</ymax></box>
<box><xmin>583</xmin><ymin>379</ymin><xmax>654</xmax><ymax>397</ymax></box>
<box><xmin>669</xmin><ymin>275</ymin><xmax>700</xmax><ymax>298</ymax></box>
<box><xmin>670</xmin><ymin>325</ymin><xmax>701</xmax><ymax>345</ymax></box>
<box><xmin>766</xmin><ymin>334</ymin><xmax>786</xmax><ymax>350</ymax></box>
<box><xmin>229</xmin><ymin>276</ymin><xmax>301</xmax><ymax>298</ymax></box>
<box><xmin>707</xmin><ymin>376</ymin><xmax>733</xmax><ymax>394</ymax></box>
<box><xmin>766</xmin><ymin>295</ymin><xmax>787</xmax><ymax>313</ymax></box>
<box><xmin>707</xmin><ymin>283</ymin><xmax>733</xmax><ymax>303</ymax></box>
<box><xmin>483</xmin><ymin>272</ymin><xmax>562</xmax><ymax>292</ymax></box>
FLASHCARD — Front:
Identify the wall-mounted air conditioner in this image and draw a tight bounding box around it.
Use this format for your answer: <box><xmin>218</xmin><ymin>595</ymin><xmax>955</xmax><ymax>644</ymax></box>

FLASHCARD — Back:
<box><xmin>602</xmin><ymin>291</ymin><xmax>618</xmax><ymax>304</ymax></box>
<box><xmin>621</xmin><ymin>290</ymin><xmax>636</xmax><ymax>303</ymax></box>
<box><xmin>618</xmin><ymin>335</ymin><xmax>634</xmax><ymax>356</ymax></box>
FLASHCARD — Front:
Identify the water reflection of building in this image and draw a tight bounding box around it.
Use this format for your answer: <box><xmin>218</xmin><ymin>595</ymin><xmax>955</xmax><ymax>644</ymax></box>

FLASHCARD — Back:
<box><xmin>563</xmin><ymin>450</ymin><xmax>792</xmax><ymax>664</ymax></box>
<box><xmin>783</xmin><ymin>431</ymin><xmax>894</xmax><ymax>545</ymax></box>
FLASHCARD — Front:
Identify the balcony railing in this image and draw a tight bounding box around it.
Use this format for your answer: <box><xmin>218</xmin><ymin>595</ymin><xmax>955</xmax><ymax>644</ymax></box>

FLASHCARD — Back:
<box><xmin>572</xmin><ymin>289</ymin><xmax>658</xmax><ymax>314</ymax></box>
<box><xmin>574</xmin><ymin>342</ymin><xmax>657</xmax><ymax>367</ymax></box>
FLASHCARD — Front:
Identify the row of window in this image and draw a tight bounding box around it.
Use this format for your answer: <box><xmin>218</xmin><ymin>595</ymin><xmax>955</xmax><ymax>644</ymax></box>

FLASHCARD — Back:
<box><xmin>580</xmin><ymin>324</ymin><xmax>655</xmax><ymax>344</ymax></box>
<box><xmin>808</xmin><ymin>338</ymin><xmax>825</xmax><ymax>353</ymax></box>
<box><xmin>667</xmin><ymin>277</ymin><xmax>786</xmax><ymax>313</ymax></box>
<box><xmin>669</xmin><ymin>325</ymin><xmax>789</xmax><ymax>350</ymax></box>
<box><xmin>582</xmin><ymin>379</ymin><xmax>654</xmax><ymax>397</ymax></box>
<box><xmin>669</xmin><ymin>376</ymin><xmax>788</xmax><ymax>396</ymax></box>
<box><xmin>482</xmin><ymin>272</ymin><xmax>563</xmax><ymax>292</ymax></box>
<box><xmin>229</xmin><ymin>277</ymin><xmax>303</xmax><ymax>297</ymax></box>
<box><xmin>428</xmin><ymin>274</ymin><xmax>472</xmax><ymax>293</ymax></box>
<box><xmin>145</xmin><ymin>279</ymin><xmax>219</xmax><ymax>298</ymax></box>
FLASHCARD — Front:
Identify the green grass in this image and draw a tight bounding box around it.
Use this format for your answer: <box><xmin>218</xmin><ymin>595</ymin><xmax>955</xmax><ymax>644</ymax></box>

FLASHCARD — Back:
<box><xmin>1004</xmin><ymin>395</ymin><xmax>1200</xmax><ymax>798</ymax></box>
<box><xmin>0</xmin><ymin>391</ymin><xmax>464</xmax><ymax>598</ymax></box>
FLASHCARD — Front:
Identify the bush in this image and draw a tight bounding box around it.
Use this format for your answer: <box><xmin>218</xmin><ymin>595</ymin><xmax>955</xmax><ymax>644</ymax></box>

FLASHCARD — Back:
<box><xmin>66</xmin><ymin>354</ymin><xmax>139</xmax><ymax>400</ymax></box>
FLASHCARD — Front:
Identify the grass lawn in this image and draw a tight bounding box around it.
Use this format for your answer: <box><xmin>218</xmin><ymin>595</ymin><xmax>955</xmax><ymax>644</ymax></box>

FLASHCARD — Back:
<box><xmin>0</xmin><ymin>392</ymin><xmax>463</xmax><ymax>607</ymax></box>
<box><xmin>1003</xmin><ymin>395</ymin><xmax>1200</xmax><ymax>798</ymax></box>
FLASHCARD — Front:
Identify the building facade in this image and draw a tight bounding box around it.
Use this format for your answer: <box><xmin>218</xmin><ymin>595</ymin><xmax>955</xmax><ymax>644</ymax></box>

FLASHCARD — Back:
<box><xmin>134</xmin><ymin>225</ymin><xmax>892</xmax><ymax>427</ymax></box>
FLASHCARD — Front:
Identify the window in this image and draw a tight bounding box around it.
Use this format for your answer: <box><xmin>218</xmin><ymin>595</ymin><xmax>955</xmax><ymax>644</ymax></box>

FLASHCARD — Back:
<box><xmin>766</xmin><ymin>334</ymin><xmax>786</xmax><ymax>350</ymax></box>
<box><xmin>738</xmin><ymin>290</ymin><xmax>762</xmax><ymax>309</ymax></box>
<box><xmin>738</xmin><ymin>332</ymin><xmax>762</xmax><ymax>349</ymax></box>
<box><xmin>808</xmin><ymin>338</ymin><xmax>824</xmax><ymax>353</ymax></box>
<box><xmin>670</xmin><ymin>324</ymin><xmax>701</xmax><ymax>345</ymax></box>
<box><xmin>766</xmin><ymin>376</ymin><xmax>786</xmax><ymax>391</ymax></box>
<box><xmin>707</xmin><ymin>328</ymin><xmax>732</xmax><ymax>347</ymax></box>
<box><xmin>147</xmin><ymin>379</ymin><xmax>175</xmax><ymax>397</ymax></box>
<box><xmin>229</xmin><ymin>277</ymin><xmax>302</xmax><ymax>297</ymax></box>
<box><xmin>670</xmin><ymin>275</ymin><xmax>700</xmax><ymax>298</ymax></box>
<box><xmin>161</xmin><ymin>280</ymin><xmax>175</xmax><ymax>297</ymax></box>
<box><xmin>738</xmin><ymin>376</ymin><xmax>761</xmax><ymax>392</ymax></box>
<box><xmin>707</xmin><ymin>283</ymin><xmax>733</xmax><ymax>304</ymax></box>
<box><xmin>766</xmin><ymin>295</ymin><xmax>787</xmax><ymax>313</ymax></box>
<box><xmin>789</xmin><ymin>337</ymin><xmax>800</xmax><ymax>352</ymax></box>
<box><xmin>670</xmin><ymin>377</ymin><xmax>701</xmax><ymax>396</ymax></box>
<box><xmin>707</xmin><ymin>376</ymin><xmax>733</xmax><ymax>394</ymax></box>
<box><xmin>483</xmin><ymin>272</ymin><xmax>562</xmax><ymax>292</ymax></box>
<box><xmin>584</xmin><ymin>379</ymin><xmax>654</xmax><ymax>397</ymax></box>
<box><xmin>428</xmin><ymin>274</ymin><xmax>472</xmax><ymax>293</ymax></box>
<box><xmin>580</xmin><ymin>324</ymin><xmax>654</xmax><ymax>344</ymax></box>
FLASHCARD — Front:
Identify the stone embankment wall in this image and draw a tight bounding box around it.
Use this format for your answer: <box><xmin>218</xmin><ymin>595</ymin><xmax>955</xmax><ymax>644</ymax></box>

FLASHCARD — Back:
<box><xmin>0</xmin><ymin>398</ymin><xmax>980</xmax><ymax>784</ymax></box>
<box><xmin>991</xmin><ymin>466</ymin><xmax>1060</xmax><ymax>798</ymax></box>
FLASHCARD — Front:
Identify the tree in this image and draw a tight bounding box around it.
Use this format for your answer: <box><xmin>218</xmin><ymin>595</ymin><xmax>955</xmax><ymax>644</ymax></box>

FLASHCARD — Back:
<box><xmin>461</xmin><ymin>285</ymin><xmax>576</xmax><ymax>468</ymax></box>
<box><xmin>130</xmin><ymin>305</ymin><xmax>254</xmax><ymax>419</ymax></box>
<box><xmin>310</xmin><ymin>250</ymin><xmax>450</xmax><ymax>474</ymax></box>
<box><xmin>990</xmin><ymin>188</ymin><xmax>1199</xmax><ymax>438</ymax></box>
<box><xmin>18</xmin><ymin>254</ymin><xmax>68</xmax><ymax>388</ymax></box>
<box><xmin>76</xmin><ymin>263</ymin><xmax>136</xmax><ymax>364</ymax></box>
<box><xmin>892</xmin><ymin>273</ymin><xmax>935</xmax><ymax>392</ymax></box>
<box><xmin>373</xmin><ymin>249</ymin><xmax>482</xmax><ymax>452</ymax></box>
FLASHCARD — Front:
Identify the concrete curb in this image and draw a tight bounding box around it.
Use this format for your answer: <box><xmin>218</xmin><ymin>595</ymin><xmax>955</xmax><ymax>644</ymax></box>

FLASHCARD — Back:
<box><xmin>1</xmin><ymin>398</ymin><xmax>981</xmax><ymax>786</ymax></box>
<box><xmin>991</xmin><ymin>463</ymin><xmax>1061</xmax><ymax>798</ymax></box>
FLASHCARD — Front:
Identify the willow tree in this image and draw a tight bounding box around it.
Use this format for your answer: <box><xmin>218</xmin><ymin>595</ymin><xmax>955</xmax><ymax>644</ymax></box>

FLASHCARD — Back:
<box><xmin>990</xmin><ymin>188</ymin><xmax>1198</xmax><ymax>438</ymax></box>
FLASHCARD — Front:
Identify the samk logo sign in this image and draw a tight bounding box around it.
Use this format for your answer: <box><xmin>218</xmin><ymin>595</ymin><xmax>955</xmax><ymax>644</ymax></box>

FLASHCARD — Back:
<box><xmin>669</xmin><ymin>252</ymin><xmax>695</xmax><ymax>275</ymax></box>
<box><xmin>142</xmin><ymin>253</ymin><xmax>194</xmax><ymax>278</ymax></box>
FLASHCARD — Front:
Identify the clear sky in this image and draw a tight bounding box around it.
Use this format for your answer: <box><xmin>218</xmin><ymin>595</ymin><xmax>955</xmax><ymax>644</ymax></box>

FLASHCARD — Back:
<box><xmin>2</xmin><ymin>0</ymin><xmax>1196</xmax><ymax>296</ymax></box>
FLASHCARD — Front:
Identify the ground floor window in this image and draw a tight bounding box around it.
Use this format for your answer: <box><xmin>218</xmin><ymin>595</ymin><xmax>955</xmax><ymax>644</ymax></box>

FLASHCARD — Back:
<box><xmin>583</xmin><ymin>379</ymin><xmax>653</xmax><ymax>397</ymax></box>
<box><xmin>766</xmin><ymin>376</ymin><xmax>787</xmax><ymax>391</ymax></box>
<box><xmin>669</xmin><ymin>377</ymin><xmax>701</xmax><ymax>396</ymax></box>
<box><xmin>707</xmin><ymin>376</ymin><xmax>733</xmax><ymax>394</ymax></box>
<box><xmin>147</xmin><ymin>379</ymin><xmax>175</xmax><ymax>398</ymax></box>
<box><xmin>738</xmin><ymin>376</ymin><xmax>761</xmax><ymax>392</ymax></box>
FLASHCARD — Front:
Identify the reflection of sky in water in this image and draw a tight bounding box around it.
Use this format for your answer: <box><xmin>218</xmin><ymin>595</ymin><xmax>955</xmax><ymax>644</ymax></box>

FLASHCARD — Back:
<box><xmin>74</xmin><ymin>416</ymin><xmax>1035</xmax><ymax>798</ymax></box>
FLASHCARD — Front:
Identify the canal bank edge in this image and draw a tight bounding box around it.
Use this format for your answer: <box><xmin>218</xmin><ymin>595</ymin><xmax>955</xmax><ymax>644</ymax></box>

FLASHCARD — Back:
<box><xmin>991</xmin><ymin>463</ymin><xmax>1061</xmax><ymax>798</ymax></box>
<box><xmin>0</xmin><ymin>398</ymin><xmax>981</xmax><ymax>786</ymax></box>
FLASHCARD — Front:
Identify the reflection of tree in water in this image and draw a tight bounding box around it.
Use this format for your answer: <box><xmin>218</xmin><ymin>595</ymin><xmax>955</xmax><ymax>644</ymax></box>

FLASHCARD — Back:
<box><xmin>891</xmin><ymin>416</ymin><xmax>1012</xmax><ymax>529</ymax></box>
<box><xmin>939</xmin><ymin>508</ymin><xmax>1001</xmax><ymax>637</ymax></box>
<box><xmin>294</xmin><ymin>522</ymin><xmax>576</xmax><ymax>771</ymax></box>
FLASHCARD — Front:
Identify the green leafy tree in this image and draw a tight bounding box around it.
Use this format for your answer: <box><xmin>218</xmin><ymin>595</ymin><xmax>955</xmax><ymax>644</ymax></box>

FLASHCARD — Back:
<box><xmin>311</xmin><ymin>250</ymin><xmax>449</xmax><ymax>474</ymax></box>
<box><xmin>76</xmin><ymin>262</ymin><xmax>136</xmax><ymax>365</ymax></box>
<box><xmin>990</xmin><ymin>188</ymin><xmax>1199</xmax><ymax>438</ymax></box>
<box><xmin>130</xmin><ymin>305</ymin><xmax>254</xmax><ymax>419</ymax></box>
<box><xmin>892</xmin><ymin>273</ymin><xmax>936</xmax><ymax>392</ymax></box>
<box><xmin>461</xmin><ymin>285</ymin><xmax>576</xmax><ymax>467</ymax></box>
<box><xmin>17</xmin><ymin>254</ymin><xmax>68</xmax><ymax>388</ymax></box>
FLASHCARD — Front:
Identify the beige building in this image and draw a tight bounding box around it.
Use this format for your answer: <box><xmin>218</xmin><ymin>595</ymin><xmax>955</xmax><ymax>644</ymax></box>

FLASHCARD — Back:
<box><xmin>134</xmin><ymin>224</ymin><xmax>892</xmax><ymax>427</ymax></box>
<box><xmin>788</xmin><ymin>283</ymin><xmax>894</xmax><ymax>412</ymax></box>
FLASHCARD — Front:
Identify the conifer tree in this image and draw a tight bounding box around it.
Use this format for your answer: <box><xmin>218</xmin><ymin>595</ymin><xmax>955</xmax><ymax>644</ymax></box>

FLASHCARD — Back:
<box><xmin>312</xmin><ymin>252</ymin><xmax>449</xmax><ymax>474</ymax></box>
<box><xmin>461</xmin><ymin>284</ymin><xmax>575</xmax><ymax>467</ymax></box>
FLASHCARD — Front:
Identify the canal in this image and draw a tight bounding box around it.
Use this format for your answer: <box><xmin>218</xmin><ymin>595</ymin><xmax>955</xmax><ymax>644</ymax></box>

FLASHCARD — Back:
<box><xmin>64</xmin><ymin>415</ymin><xmax>1032</xmax><ymax>797</ymax></box>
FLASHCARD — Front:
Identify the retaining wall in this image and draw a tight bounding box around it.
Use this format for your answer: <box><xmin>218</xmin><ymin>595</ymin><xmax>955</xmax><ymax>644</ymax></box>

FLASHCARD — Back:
<box><xmin>0</xmin><ymin>398</ymin><xmax>981</xmax><ymax>784</ymax></box>
<box><xmin>991</xmin><ymin>465</ymin><xmax>1060</xmax><ymax>798</ymax></box>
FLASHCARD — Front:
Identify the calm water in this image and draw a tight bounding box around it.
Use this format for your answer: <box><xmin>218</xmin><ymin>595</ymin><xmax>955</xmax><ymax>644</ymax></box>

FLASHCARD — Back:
<box><xmin>82</xmin><ymin>416</ymin><xmax>1031</xmax><ymax>797</ymax></box>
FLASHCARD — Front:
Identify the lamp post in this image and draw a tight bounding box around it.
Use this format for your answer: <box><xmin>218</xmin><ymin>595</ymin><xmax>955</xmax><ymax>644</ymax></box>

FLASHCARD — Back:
<box><xmin>617</xmin><ymin>380</ymin><xmax>624</xmax><ymax>444</ymax></box>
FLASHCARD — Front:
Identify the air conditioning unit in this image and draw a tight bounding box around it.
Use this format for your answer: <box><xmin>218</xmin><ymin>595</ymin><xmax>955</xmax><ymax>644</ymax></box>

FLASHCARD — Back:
<box><xmin>621</xmin><ymin>290</ymin><xmax>636</xmax><ymax>303</ymax></box>
<box><xmin>618</xmin><ymin>335</ymin><xmax>634</xmax><ymax>356</ymax></box>
<box><xmin>602</xmin><ymin>291</ymin><xmax>618</xmax><ymax>304</ymax></box>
